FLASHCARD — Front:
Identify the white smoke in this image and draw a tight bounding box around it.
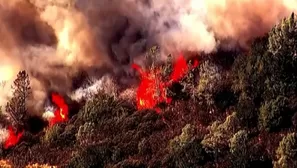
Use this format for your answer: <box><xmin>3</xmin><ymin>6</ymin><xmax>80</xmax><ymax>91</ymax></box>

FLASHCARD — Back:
<box><xmin>0</xmin><ymin>127</ymin><xmax>9</xmax><ymax>144</ymax></box>
<box><xmin>0</xmin><ymin>0</ymin><xmax>296</xmax><ymax>112</ymax></box>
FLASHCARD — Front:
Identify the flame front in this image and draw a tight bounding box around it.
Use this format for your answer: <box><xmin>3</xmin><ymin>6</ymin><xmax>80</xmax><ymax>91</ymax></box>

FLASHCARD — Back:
<box><xmin>4</xmin><ymin>126</ymin><xmax>23</xmax><ymax>149</ymax></box>
<box><xmin>133</xmin><ymin>54</ymin><xmax>198</xmax><ymax>112</ymax></box>
<box><xmin>49</xmin><ymin>93</ymin><xmax>69</xmax><ymax>126</ymax></box>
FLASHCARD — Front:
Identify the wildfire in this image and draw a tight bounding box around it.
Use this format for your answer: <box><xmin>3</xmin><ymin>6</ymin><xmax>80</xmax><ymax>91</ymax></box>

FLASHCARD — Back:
<box><xmin>132</xmin><ymin>54</ymin><xmax>198</xmax><ymax>112</ymax></box>
<box><xmin>4</xmin><ymin>126</ymin><xmax>24</xmax><ymax>149</ymax></box>
<box><xmin>49</xmin><ymin>93</ymin><xmax>69</xmax><ymax>127</ymax></box>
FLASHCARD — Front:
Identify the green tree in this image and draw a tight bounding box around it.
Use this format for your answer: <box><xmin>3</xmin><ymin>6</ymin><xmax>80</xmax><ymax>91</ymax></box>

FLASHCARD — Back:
<box><xmin>259</xmin><ymin>96</ymin><xmax>289</xmax><ymax>132</ymax></box>
<box><xmin>196</xmin><ymin>60</ymin><xmax>222</xmax><ymax>108</ymax></box>
<box><xmin>268</xmin><ymin>13</ymin><xmax>297</xmax><ymax>58</ymax></box>
<box><xmin>169</xmin><ymin>124</ymin><xmax>195</xmax><ymax>152</ymax></box>
<box><xmin>232</xmin><ymin>37</ymin><xmax>269</xmax><ymax>128</ymax></box>
<box><xmin>201</xmin><ymin>112</ymin><xmax>240</xmax><ymax>151</ymax></box>
<box><xmin>274</xmin><ymin>133</ymin><xmax>297</xmax><ymax>168</ymax></box>
<box><xmin>5</xmin><ymin>70</ymin><xmax>31</xmax><ymax>131</ymax></box>
<box><xmin>232</xmin><ymin>13</ymin><xmax>297</xmax><ymax>129</ymax></box>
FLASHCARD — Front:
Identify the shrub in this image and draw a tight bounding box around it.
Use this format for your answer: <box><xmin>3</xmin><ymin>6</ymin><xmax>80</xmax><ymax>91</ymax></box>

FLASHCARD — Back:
<box><xmin>168</xmin><ymin>124</ymin><xmax>195</xmax><ymax>152</ymax></box>
<box><xmin>78</xmin><ymin>91</ymin><xmax>132</xmax><ymax>126</ymax></box>
<box><xmin>274</xmin><ymin>133</ymin><xmax>297</xmax><ymax>168</ymax></box>
<box><xmin>42</xmin><ymin>124</ymin><xmax>63</xmax><ymax>145</ymax></box>
<box><xmin>196</xmin><ymin>60</ymin><xmax>222</xmax><ymax>108</ymax></box>
<box><xmin>259</xmin><ymin>96</ymin><xmax>289</xmax><ymax>132</ymax></box>
<box><xmin>201</xmin><ymin>112</ymin><xmax>240</xmax><ymax>151</ymax></box>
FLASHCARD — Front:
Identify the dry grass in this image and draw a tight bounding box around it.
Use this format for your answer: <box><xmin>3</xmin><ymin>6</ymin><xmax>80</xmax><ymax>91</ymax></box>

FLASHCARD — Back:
<box><xmin>0</xmin><ymin>160</ymin><xmax>57</xmax><ymax>168</ymax></box>
<box><xmin>0</xmin><ymin>160</ymin><xmax>12</xmax><ymax>168</ymax></box>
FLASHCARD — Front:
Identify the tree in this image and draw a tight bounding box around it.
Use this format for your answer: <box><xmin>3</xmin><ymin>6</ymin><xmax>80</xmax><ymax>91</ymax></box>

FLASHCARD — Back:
<box><xmin>259</xmin><ymin>96</ymin><xmax>289</xmax><ymax>132</ymax></box>
<box><xmin>232</xmin><ymin>13</ymin><xmax>297</xmax><ymax>129</ymax></box>
<box><xmin>232</xmin><ymin>37</ymin><xmax>269</xmax><ymax>128</ymax></box>
<box><xmin>201</xmin><ymin>112</ymin><xmax>240</xmax><ymax>151</ymax></box>
<box><xmin>169</xmin><ymin>124</ymin><xmax>195</xmax><ymax>152</ymax></box>
<box><xmin>196</xmin><ymin>60</ymin><xmax>222</xmax><ymax>109</ymax></box>
<box><xmin>5</xmin><ymin>70</ymin><xmax>31</xmax><ymax>131</ymax></box>
<box><xmin>268</xmin><ymin>13</ymin><xmax>297</xmax><ymax>58</ymax></box>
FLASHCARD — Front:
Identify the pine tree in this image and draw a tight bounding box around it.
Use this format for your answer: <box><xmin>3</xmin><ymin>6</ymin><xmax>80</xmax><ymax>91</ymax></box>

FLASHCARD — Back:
<box><xmin>5</xmin><ymin>70</ymin><xmax>31</xmax><ymax>131</ymax></box>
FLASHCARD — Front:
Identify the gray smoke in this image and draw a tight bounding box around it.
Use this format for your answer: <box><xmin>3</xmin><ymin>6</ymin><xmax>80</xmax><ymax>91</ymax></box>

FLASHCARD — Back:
<box><xmin>0</xmin><ymin>0</ymin><xmax>296</xmax><ymax>115</ymax></box>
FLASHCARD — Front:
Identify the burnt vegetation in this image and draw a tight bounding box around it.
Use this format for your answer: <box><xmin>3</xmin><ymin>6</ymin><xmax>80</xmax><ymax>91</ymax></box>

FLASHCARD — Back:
<box><xmin>1</xmin><ymin>13</ymin><xmax>297</xmax><ymax>168</ymax></box>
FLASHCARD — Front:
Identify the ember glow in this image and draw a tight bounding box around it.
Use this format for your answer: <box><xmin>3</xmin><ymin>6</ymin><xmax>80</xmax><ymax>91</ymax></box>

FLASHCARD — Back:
<box><xmin>49</xmin><ymin>93</ymin><xmax>69</xmax><ymax>126</ymax></box>
<box><xmin>132</xmin><ymin>54</ymin><xmax>198</xmax><ymax>112</ymax></box>
<box><xmin>4</xmin><ymin>126</ymin><xmax>23</xmax><ymax>149</ymax></box>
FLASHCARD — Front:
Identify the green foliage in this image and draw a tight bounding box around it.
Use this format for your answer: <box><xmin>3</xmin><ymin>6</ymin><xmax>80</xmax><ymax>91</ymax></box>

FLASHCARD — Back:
<box><xmin>232</xmin><ymin>13</ymin><xmax>297</xmax><ymax>129</ymax></box>
<box><xmin>268</xmin><ymin>13</ymin><xmax>297</xmax><ymax>57</ymax></box>
<box><xmin>232</xmin><ymin>37</ymin><xmax>269</xmax><ymax>127</ymax></box>
<box><xmin>42</xmin><ymin>124</ymin><xmax>63</xmax><ymax>145</ymax></box>
<box><xmin>201</xmin><ymin>112</ymin><xmax>240</xmax><ymax>151</ymax></box>
<box><xmin>78</xmin><ymin>91</ymin><xmax>131</xmax><ymax>125</ymax></box>
<box><xmin>196</xmin><ymin>60</ymin><xmax>222</xmax><ymax>108</ymax></box>
<box><xmin>259</xmin><ymin>96</ymin><xmax>289</xmax><ymax>132</ymax></box>
<box><xmin>274</xmin><ymin>133</ymin><xmax>297</xmax><ymax>168</ymax></box>
<box><xmin>5</xmin><ymin>70</ymin><xmax>31</xmax><ymax>131</ymax></box>
<box><xmin>230</xmin><ymin>130</ymin><xmax>249</xmax><ymax>168</ymax></box>
<box><xmin>169</xmin><ymin>124</ymin><xmax>195</xmax><ymax>152</ymax></box>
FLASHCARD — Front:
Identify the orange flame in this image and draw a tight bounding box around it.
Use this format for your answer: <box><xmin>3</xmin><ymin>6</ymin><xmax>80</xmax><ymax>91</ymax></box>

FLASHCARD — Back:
<box><xmin>132</xmin><ymin>54</ymin><xmax>198</xmax><ymax>112</ymax></box>
<box><xmin>49</xmin><ymin>93</ymin><xmax>69</xmax><ymax>126</ymax></box>
<box><xmin>4</xmin><ymin>126</ymin><xmax>23</xmax><ymax>149</ymax></box>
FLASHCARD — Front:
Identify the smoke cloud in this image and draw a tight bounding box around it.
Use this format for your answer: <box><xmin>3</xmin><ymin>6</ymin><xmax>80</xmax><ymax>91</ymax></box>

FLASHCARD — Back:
<box><xmin>0</xmin><ymin>0</ymin><xmax>296</xmax><ymax>114</ymax></box>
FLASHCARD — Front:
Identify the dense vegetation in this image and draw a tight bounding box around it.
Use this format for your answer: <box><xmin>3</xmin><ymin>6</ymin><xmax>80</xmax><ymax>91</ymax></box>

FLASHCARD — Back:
<box><xmin>1</xmin><ymin>13</ymin><xmax>297</xmax><ymax>168</ymax></box>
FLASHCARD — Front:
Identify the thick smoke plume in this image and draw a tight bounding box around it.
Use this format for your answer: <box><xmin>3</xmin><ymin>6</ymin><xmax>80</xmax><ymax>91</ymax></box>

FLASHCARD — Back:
<box><xmin>0</xmin><ymin>0</ymin><xmax>296</xmax><ymax>114</ymax></box>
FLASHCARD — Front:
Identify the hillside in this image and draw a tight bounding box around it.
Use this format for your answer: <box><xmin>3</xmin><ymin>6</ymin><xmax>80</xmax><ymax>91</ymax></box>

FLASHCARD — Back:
<box><xmin>1</xmin><ymin>13</ymin><xmax>297</xmax><ymax>168</ymax></box>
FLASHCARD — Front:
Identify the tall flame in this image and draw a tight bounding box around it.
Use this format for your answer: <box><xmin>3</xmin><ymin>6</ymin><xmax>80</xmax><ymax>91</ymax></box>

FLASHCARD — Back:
<box><xmin>4</xmin><ymin>126</ymin><xmax>23</xmax><ymax>149</ymax></box>
<box><xmin>49</xmin><ymin>93</ymin><xmax>69</xmax><ymax>126</ymax></box>
<box><xmin>132</xmin><ymin>54</ymin><xmax>198</xmax><ymax>112</ymax></box>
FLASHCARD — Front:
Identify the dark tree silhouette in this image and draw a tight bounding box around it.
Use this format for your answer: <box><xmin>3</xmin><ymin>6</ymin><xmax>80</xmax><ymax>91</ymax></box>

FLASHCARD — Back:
<box><xmin>5</xmin><ymin>70</ymin><xmax>31</xmax><ymax>132</ymax></box>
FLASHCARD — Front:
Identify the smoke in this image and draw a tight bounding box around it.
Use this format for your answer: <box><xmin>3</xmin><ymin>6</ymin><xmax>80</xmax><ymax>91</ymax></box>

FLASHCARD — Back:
<box><xmin>0</xmin><ymin>0</ymin><xmax>296</xmax><ymax>115</ymax></box>
<box><xmin>0</xmin><ymin>127</ymin><xmax>9</xmax><ymax>144</ymax></box>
